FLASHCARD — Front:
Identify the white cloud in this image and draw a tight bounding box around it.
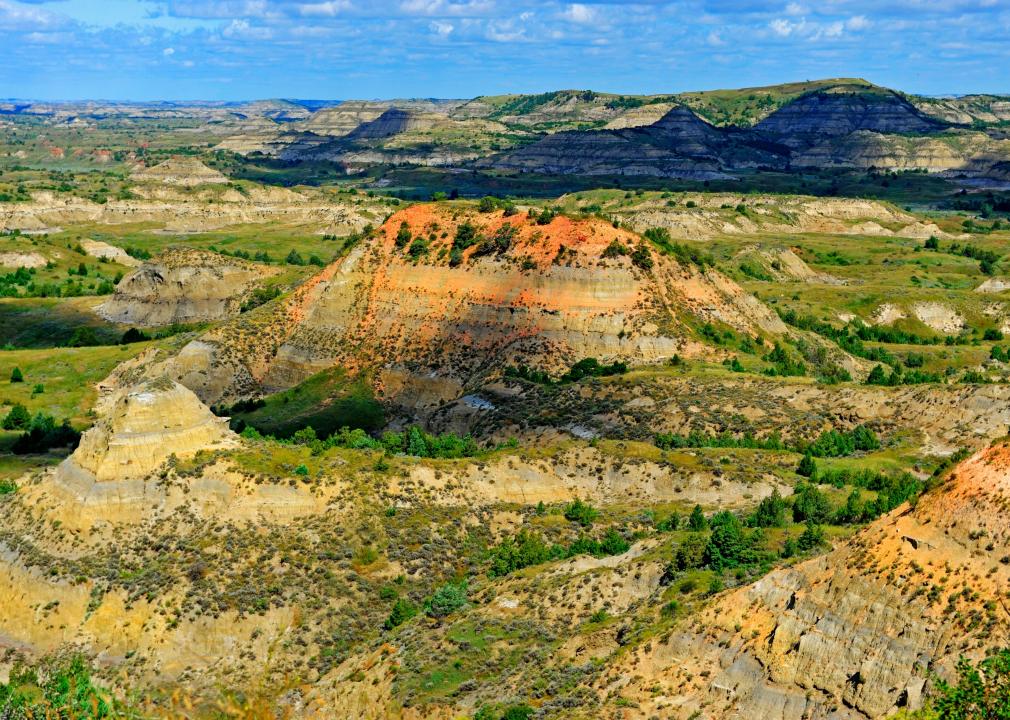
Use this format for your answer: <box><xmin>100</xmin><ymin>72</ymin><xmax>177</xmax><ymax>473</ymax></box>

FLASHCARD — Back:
<box><xmin>770</xmin><ymin>17</ymin><xmax>795</xmax><ymax>36</ymax></box>
<box><xmin>846</xmin><ymin>15</ymin><xmax>871</xmax><ymax>31</ymax></box>
<box><xmin>222</xmin><ymin>18</ymin><xmax>273</xmax><ymax>39</ymax></box>
<box><xmin>0</xmin><ymin>0</ymin><xmax>64</xmax><ymax>30</ymax></box>
<box><xmin>561</xmin><ymin>3</ymin><xmax>596</xmax><ymax>25</ymax></box>
<box><xmin>769</xmin><ymin>12</ymin><xmax>866</xmax><ymax>41</ymax></box>
<box><xmin>785</xmin><ymin>3</ymin><xmax>807</xmax><ymax>16</ymax></box>
<box><xmin>485</xmin><ymin>18</ymin><xmax>526</xmax><ymax>42</ymax></box>
<box><xmin>399</xmin><ymin>0</ymin><xmax>493</xmax><ymax>17</ymax></box>
<box><xmin>297</xmin><ymin>1</ymin><xmax>352</xmax><ymax>17</ymax></box>
<box><xmin>163</xmin><ymin>47</ymin><xmax>176</xmax><ymax>56</ymax></box>
<box><xmin>166</xmin><ymin>0</ymin><xmax>271</xmax><ymax>20</ymax></box>
<box><xmin>707</xmin><ymin>30</ymin><xmax>725</xmax><ymax>46</ymax></box>
<box><xmin>429</xmin><ymin>20</ymin><xmax>454</xmax><ymax>37</ymax></box>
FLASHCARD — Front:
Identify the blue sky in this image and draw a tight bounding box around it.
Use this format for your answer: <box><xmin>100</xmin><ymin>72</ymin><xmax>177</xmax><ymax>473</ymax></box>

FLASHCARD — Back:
<box><xmin>2</xmin><ymin>0</ymin><xmax>1008</xmax><ymax>101</ymax></box>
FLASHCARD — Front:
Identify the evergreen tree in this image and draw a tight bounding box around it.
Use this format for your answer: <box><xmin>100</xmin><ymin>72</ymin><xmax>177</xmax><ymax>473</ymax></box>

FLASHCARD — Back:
<box><xmin>704</xmin><ymin>511</ymin><xmax>746</xmax><ymax>570</ymax></box>
<box><xmin>2</xmin><ymin>403</ymin><xmax>30</xmax><ymax>430</ymax></box>
<box><xmin>688</xmin><ymin>504</ymin><xmax>707</xmax><ymax>531</ymax></box>
<box><xmin>797</xmin><ymin>453</ymin><xmax>817</xmax><ymax>478</ymax></box>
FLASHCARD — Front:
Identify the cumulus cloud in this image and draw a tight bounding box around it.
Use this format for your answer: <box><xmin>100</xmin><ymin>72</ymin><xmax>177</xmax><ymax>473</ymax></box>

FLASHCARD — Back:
<box><xmin>429</xmin><ymin>19</ymin><xmax>454</xmax><ymax>36</ymax></box>
<box><xmin>0</xmin><ymin>0</ymin><xmax>65</xmax><ymax>29</ymax></box>
<box><xmin>560</xmin><ymin>3</ymin><xmax>596</xmax><ymax>25</ymax></box>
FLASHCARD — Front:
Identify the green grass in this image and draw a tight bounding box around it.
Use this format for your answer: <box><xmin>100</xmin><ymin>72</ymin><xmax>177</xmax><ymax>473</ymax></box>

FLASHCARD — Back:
<box><xmin>0</xmin><ymin>297</ymin><xmax>124</xmax><ymax>348</ymax></box>
<box><xmin>228</xmin><ymin>367</ymin><xmax>384</xmax><ymax>439</ymax></box>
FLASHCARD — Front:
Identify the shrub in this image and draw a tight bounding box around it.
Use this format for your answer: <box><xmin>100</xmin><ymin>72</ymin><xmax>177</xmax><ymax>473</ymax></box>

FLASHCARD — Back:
<box><xmin>929</xmin><ymin>649</ymin><xmax>1010</xmax><ymax>719</ymax></box>
<box><xmin>2</xmin><ymin>403</ymin><xmax>31</xmax><ymax>430</ymax></box>
<box><xmin>630</xmin><ymin>244</ymin><xmax>654</xmax><ymax>270</ymax></box>
<box><xmin>564</xmin><ymin>498</ymin><xmax>598</xmax><ymax>527</ymax></box>
<box><xmin>285</xmin><ymin>250</ymin><xmax>306</xmax><ymax>266</ymax></box>
<box><xmin>395</xmin><ymin>221</ymin><xmax>412</xmax><ymax>248</ymax></box>
<box><xmin>120</xmin><ymin>327</ymin><xmax>151</xmax><ymax>344</ymax></box>
<box><xmin>673</xmin><ymin>534</ymin><xmax>707</xmax><ymax>571</ymax></box>
<box><xmin>384</xmin><ymin>598</ymin><xmax>417</xmax><ymax>630</ymax></box>
<box><xmin>425</xmin><ymin>582</ymin><xmax>468</xmax><ymax>618</ymax></box>
<box><xmin>407</xmin><ymin>237</ymin><xmax>429</xmax><ymax>260</ymax></box>
<box><xmin>10</xmin><ymin>367</ymin><xmax>24</xmax><ymax>383</ymax></box>
<box><xmin>501</xmin><ymin>705</ymin><xmax>534</xmax><ymax>720</ymax></box>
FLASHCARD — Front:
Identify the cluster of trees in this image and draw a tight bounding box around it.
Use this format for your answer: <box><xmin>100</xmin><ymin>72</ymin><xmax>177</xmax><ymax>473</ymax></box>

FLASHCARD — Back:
<box><xmin>642</xmin><ymin>227</ymin><xmax>714</xmax><ymax>269</ymax></box>
<box><xmin>0</xmin><ymin>265</ymin><xmax>115</xmax><ymax>299</ymax></box>
<box><xmin>241</xmin><ymin>424</ymin><xmax>484</xmax><ymax>460</ymax></box>
<box><xmin>240</xmin><ymin>285</ymin><xmax>282</xmax><ymax>312</ymax></box>
<box><xmin>654</xmin><ymin>424</ymin><xmax>879</xmax><ymax>458</ymax></box>
<box><xmin>477</xmin><ymin>196</ymin><xmax>517</xmax><ymax>216</ymax></box>
<box><xmin>779</xmin><ymin>310</ymin><xmax>968</xmax><ymax>358</ymax></box>
<box><xmin>504</xmin><ymin>357</ymin><xmax>628</xmax><ymax>386</ymax></box>
<box><xmin>804</xmin><ymin>424</ymin><xmax>879</xmax><ymax>457</ymax></box>
<box><xmin>384</xmin><ymin>581</ymin><xmax>469</xmax><ymax>630</ymax></box>
<box><xmin>601</xmin><ymin>237</ymin><xmax>655</xmax><ymax>270</ymax></box>
<box><xmin>655</xmin><ymin>429</ymin><xmax>787</xmax><ymax>452</ymax></box>
<box><xmin>924</xmin><ymin>234</ymin><xmax>1001</xmax><ymax>274</ymax></box>
<box><xmin>794</xmin><ymin>462</ymin><xmax>924</xmax><ymax>523</ymax></box>
<box><xmin>762</xmin><ymin>343</ymin><xmax>807</xmax><ymax>377</ymax></box>
<box><xmin>665</xmin><ymin>506</ymin><xmax>824</xmax><ymax>574</ymax></box>
<box><xmin>0</xmin><ymin>655</ymin><xmax>114</xmax><ymax>719</ymax></box>
<box><xmin>866</xmin><ymin>364</ymin><xmax>944</xmax><ymax>386</ymax></box>
<box><xmin>486</xmin><ymin>526</ymin><xmax>630</xmax><ymax>578</ymax></box>
<box><xmin>2</xmin><ymin>408</ymin><xmax>80</xmax><ymax>454</ymax></box>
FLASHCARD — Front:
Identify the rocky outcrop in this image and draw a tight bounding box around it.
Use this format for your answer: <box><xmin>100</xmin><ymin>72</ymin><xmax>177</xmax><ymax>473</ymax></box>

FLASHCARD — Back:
<box><xmin>600</xmin><ymin>442</ymin><xmax>1010</xmax><ymax>719</ymax></box>
<box><xmin>80</xmin><ymin>239</ymin><xmax>141</xmax><ymax>267</ymax></box>
<box><xmin>914</xmin><ymin>94</ymin><xmax>1010</xmax><ymax>126</ymax></box>
<box><xmin>736</xmin><ymin>246</ymin><xmax>846</xmax><ymax>285</ymax></box>
<box><xmin>0</xmin><ymin>251</ymin><xmax>47</xmax><ymax>268</ymax></box>
<box><xmin>172</xmin><ymin>204</ymin><xmax>785</xmax><ymax>406</ymax></box>
<box><xmin>97</xmin><ymin>247</ymin><xmax>276</xmax><ymax>326</ymax></box>
<box><xmin>60</xmin><ymin>376</ymin><xmax>234</xmax><ymax>484</ymax></box>
<box><xmin>130</xmin><ymin>157</ymin><xmax>228</xmax><ymax>186</ymax></box>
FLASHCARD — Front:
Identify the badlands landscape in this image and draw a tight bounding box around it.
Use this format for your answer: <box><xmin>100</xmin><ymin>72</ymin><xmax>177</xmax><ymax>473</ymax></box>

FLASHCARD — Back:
<box><xmin>3</xmin><ymin>78</ymin><xmax>1010</xmax><ymax>719</ymax></box>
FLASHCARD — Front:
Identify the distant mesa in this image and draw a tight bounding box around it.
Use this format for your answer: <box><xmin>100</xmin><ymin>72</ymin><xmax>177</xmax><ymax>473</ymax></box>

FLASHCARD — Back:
<box><xmin>345</xmin><ymin>107</ymin><xmax>449</xmax><ymax>140</ymax></box>
<box><xmin>130</xmin><ymin>156</ymin><xmax>229</xmax><ymax>187</ymax></box>
<box><xmin>754</xmin><ymin>86</ymin><xmax>946</xmax><ymax>145</ymax></box>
